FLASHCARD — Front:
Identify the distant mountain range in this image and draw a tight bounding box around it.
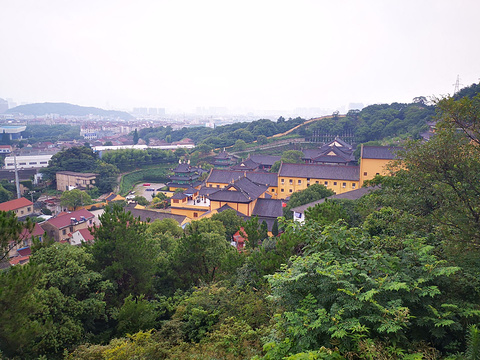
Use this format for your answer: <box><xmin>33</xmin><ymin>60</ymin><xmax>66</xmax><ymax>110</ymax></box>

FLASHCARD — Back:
<box><xmin>5</xmin><ymin>102</ymin><xmax>134</xmax><ymax>120</ymax></box>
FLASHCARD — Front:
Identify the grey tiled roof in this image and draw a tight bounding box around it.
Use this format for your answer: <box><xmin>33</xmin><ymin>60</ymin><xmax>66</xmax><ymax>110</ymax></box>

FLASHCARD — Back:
<box><xmin>206</xmin><ymin>169</ymin><xmax>244</xmax><ymax>184</ymax></box>
<box><xmin>215</xmin><ymin>204</ymin><xmax>249</xmax><ymax>219</ymax></box>
<box><xmin>173</xmin><ymin>163</ymin><xmax>200</xmax><ymax>173</ymax></box>
<box><xmin>245</xmin><ymin>172</ymin><xmax>278</xmax><ymax>187</ymax></box>
<box><xmin>209</xmin><ymin>177</ymin><xmax>267</xmax><ymax>203</ymax></box>
<box><xmin>361</xmin><ymin>146</ymin><xmax>403</xmax><ymax>160</ymax></box>
<box><xmin>199</xmin><ymin>186</ymin><xmax>221</xmax><ymax>196</ymax></box>
<box><xmin>279</xmin><ymin>163</ymin><xmax>360</xmax><ymax>181</ymax></box>
<box><xmin>290</xmin><ymin>186</ymin><xmax>378</xmax><ymax>214</ymax></box>
<box><xmin>171</xmin><ymin>192</ymin><xmax>188</xmax><ymax>200</ymax></box>
<box><xmin>249</xmin><ymin>155</ymin><xmax>281</xmax><ymax>166</ymax></box>
<box><xmin>125</xmin><ymin>205</ymin><xmax>187</xmax><ymax>224</ymax></box>
<box><xmin>230</xmin><ymin>158</ymin><xmax>259</xmax><ymax>171</ymax></box>
<box><xmin>252</xmin><ymin>198</ymin><xmax>283</xmax><ymax>218</ymax></box>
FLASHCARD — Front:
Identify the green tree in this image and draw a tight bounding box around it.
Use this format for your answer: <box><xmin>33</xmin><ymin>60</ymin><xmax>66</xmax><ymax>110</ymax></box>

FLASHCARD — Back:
<box><xmin>0</xmin><ymin>263</ymin><xmax>40</xmax><ymax>357</ymax></box>
<box><xmin>170</xmin><ymin>218</ymin><xmax>231</xmax><ymax>289</ymax></box>
<box><xmin>233</xmin><ymin>139</ymin><xmax>247</xmax><ymax>152</ymax></box>
<box><xmin>304</xmin><ymin>199</ymin><xmax>349</xmax><ymax>226</ymax></box>
<box><xmin>283</xmin><ymin>184</ymin><xmax>334</xmax><ymax>218</ymax></box>
<box><xmin>281</xmin><ymin>150</ymin><xmax>303</xmax><ymax>164</ymax></box>
<box><xmin>60</xmin><ymin>189</ymin><xmax>92</xmax><ymax>210</ymax></box>
<box><xmin>0</xmin><ymin>130</ymin><xmax>11</xmax><ymax>145</ymax></box>
<box><xmin>152</xmin><ymin>192</ymin><xmax>168</xmax><ymax>209</ymax></box>
<box><xmin>211</xmin><ymin>208</ymin><xmax>244</xmax><ymax>241</ymax></box>
<box><xmin>0</xmin><ymin>211</ymin><xmax>34</xmax><ymax>263</ymax></box>
<box><xmin>272</xmin><ymin>218</ymin><xmax>279</xmax><ymax>237</ymax></box>
<box><xmin>0</xmin><ymin>244</ymin><xmax>111</xmax><ymax>358</ymax></box>
<box><xmin>195</xmin><ymin>143</ymin><xmax>212</xmax><ymax>155</ymax></box>
<box><xmin>0</xmin><ymin>184</ymin><xmax>12</xmax><ymax>202</ymax></box>
<box><xmin>241</xmin><ymin>216</ymin><xmax>265</xmax><ymax>250</ymax></box>
<box><xmin>89</xmin><ymin>204</ymin><xmax>154</xmax><ymax>301</ymax></box>
<box><xmin>134</xmin><ymin>195</ymin><xmax>149</xmax><ymax>206</ymax></box>
<box><xmin>147</xmin><ymin>218</ymin><xmax>183</xmax><ymax>238</ymax></box>
<box><xmin>437</xmin><ymin>88</ymin><xmax>480</xmax><ymax>145</ymax></box>
<box><xmin>41</xmin><ymin>146</ymin><xmax>99</xmax><ymax>182</ymax></box>
<box><xmin>257</xmin><ymin>134</ymin><xmax>268</xmax><ymax>145</ymax></box>
<box><xmin>263</xmin><ymin>222</ymin><xmax>479</xmax><ymax>358</ymax></box>
<box><xmin>95</xmin><ymin>161</ymin><xmax>120</xmax><ymax>193</ymax></box>
<box><xmin>104</xmin><ymin>141</ymin><xmax>113</xmax><ymax>146</ymax></box>
<box><xmin>113</xmin><ymin>295</ymin><xmax>159</xmax><ymax>337</ymax></box>
<box><xmin>133</xmin><ymin>129</ymin><xmax>139</xmax><ymax>145</ymax></box>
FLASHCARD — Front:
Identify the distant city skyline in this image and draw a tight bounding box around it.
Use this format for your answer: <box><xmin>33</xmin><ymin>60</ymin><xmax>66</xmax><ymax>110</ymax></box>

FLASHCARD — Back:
<box><xmin>1</xmin><ymin>1</ymin><xmax>479</xmax><ymax>114</ymax></box>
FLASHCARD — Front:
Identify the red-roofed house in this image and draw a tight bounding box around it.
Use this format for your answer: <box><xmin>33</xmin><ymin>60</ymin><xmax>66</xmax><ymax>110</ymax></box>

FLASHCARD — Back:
<box><xmin>0</xmin><ymin>197</ymin><xmax>33</xmax><ymax>217</ymax></box>
<box><xmin>70</xmin><ymin>228</ymin><xmax>95</xmax><ymax>246</ymax></box>
<box><xmin>232</xmin><ymin>227</ymin><xmax>246</xmax><ymax>251</ymax></box>
<box><xmin>8</xmin><ymin>223</ymin><xmax>44</xmax><ymax>265</ymax></box>
<box><xmin>0</xmin><ymin>145</ymin><xmax>12</xmax><ymax>154</ymax></box>
<box><xmin>40</xmin><ymin>209</ymin><xmax>95</xmax><ymax>242</ymax></box>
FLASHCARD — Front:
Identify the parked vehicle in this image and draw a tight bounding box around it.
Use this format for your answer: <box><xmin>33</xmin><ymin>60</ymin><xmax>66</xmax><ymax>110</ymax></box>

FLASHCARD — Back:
<box><xmin>143</xmin><ymin>183</ymin><xmax>151</xmax><ymax>186</ymax></box>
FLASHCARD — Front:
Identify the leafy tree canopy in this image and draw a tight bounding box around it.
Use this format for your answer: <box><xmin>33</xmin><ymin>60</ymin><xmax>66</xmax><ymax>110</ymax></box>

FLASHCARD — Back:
<box><xmin>283</xmin><ymin>184</ymin><xmax>334</xmax><ymax>218</ymax></box>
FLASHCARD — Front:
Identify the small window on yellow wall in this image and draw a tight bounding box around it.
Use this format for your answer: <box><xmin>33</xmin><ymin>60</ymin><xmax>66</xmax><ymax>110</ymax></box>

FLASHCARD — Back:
<box><xmin>364</xmin><ymin>172</ymin><xmax>367</xmax><ymax>176</ymax></box>
<box><xmin>324</xmin><ymin>181</ymin><xmax>328</xmax><ymax>185</ymax></box>
<box><xmin>281</xmin><ymin>189</ymin><xmax>284</xmax><ymax>192</ymax></box>
<box><xmin>298</xmin><ymin>180</ymin><xmax>301</xmax><ymax>184</ymax></box>
<box><xmin>333</xmin><ymin>182</ymin><xmax>337</xmax><ymax>185</ymax></box>
<box><xmin>289</xmin><ymin>179</ymin><xmax>293</xmax><ymax>184</ymax></box>
<box><xmin>289</xmin><ymin>189</ymin><xmax>293</xmax><ymax>193</ymax></box>
<box><xmin>342</xmin><ymin>182</ymin><xmax>346</xmax><ymax>188</ymax></box>
<box><xmin>193</xmin><ymin>212</ymin><xmax>198</xmax><ymax>218</ymax></box>
<box><xmin>352</xmin><ymin>183</ymin><xmax>356</xmax><ymax>189</ymax></box>
<box><xmin>281</xmin><ymin>179</ymin><xmax>284</xmax><ymax>184</ymax></box>
<box><xmin>316</xmin><ymin>181</ymin><xmax>319</xmax><ymax>184</ymax></box>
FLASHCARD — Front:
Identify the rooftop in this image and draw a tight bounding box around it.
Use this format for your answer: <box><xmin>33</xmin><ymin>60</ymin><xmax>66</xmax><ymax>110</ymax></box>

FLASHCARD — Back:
<box><xmin>279</xmin><ymin>163</ymin><xmax>360</xmax><ymax>181</ymax></box>
<box><xmin>56</xmin><ymin>171</ymin><xmax>99</xmax><ymax>177</ymax></box>
<box><xmin>0</xmin><ymin>197</ymin><xmax>33</xmax><ymax>212</ymax></box>
<box><xmin>43</xmin><ymin>209</ymin><xmax>95</xmax><ymax>229</ymax></box>
<box><xmin>361</xmin><ymin>146</ymin><xmax>403</xmax><ymax>160</ymax></box>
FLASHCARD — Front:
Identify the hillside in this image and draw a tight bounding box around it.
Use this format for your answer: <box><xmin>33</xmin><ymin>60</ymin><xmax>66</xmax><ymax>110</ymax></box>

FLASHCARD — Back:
<box><xmin>6</xmin><ymin>102</ymin><xmax>134</xmax><ymax>120</ymax></box>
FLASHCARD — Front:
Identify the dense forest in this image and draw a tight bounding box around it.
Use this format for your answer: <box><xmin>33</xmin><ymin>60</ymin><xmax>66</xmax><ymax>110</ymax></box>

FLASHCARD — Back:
<box><xmin>137</xmin><ymin>98</ymin><xmax>436</xmax><ymax>151</ymax></box>
<box><xmin>138</xmin><ymin>117</ymin><xmax>306</xmax><ymax>149</ymax></box>
<box><xmin>1</xmin><ymin>85</ymin><xmax>480</xmax><ymax>359</ymax></box>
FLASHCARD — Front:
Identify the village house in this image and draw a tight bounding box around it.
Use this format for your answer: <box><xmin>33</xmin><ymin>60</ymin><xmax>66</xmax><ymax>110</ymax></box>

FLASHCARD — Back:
<box><xmin>56</xmin><ymin>171</ymin><xmax>98</xmax><ymax>191</ymax></box>
<box><xmin>0</xmin><ymin>197</ymin><xmax>34</xmax><ymax>218</ymax></box>
<box><xmin>8</xmin><ymin>223</ymin><xmax>44</xmax><ymax>265</ymax></box>
<box><xmin>40</xmin><ymin>209</ymin><xmax>95</xmax><ymax>242</ymax></box>
<box><xmin>70</xmin><ymin>228</ymin><xmax>95</xmax><ymax>246</ymax></box>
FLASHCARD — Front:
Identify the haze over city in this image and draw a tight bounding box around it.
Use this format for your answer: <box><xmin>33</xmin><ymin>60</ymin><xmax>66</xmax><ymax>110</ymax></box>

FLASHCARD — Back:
<box><xmin>1</xmin><ymin>0</ymin><xmax>479</xmax><ymax>115</ymax></box>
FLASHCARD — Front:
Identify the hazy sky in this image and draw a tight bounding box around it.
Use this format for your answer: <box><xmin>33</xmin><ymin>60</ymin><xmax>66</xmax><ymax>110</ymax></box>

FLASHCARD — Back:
<box><xmin>1</xmin><ymin>0</ymin><xmax>479</xmax><ymax>113</ymax></box>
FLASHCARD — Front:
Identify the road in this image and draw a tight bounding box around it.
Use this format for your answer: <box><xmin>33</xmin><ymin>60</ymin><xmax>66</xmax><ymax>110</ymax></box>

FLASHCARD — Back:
<box><xmin>131</xmin><ymin>182</ymin><xmax>166</xmax><ymax>201</ymax></box>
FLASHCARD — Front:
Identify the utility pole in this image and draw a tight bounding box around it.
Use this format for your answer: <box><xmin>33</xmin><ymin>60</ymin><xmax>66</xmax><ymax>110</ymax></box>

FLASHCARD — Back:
<box><xmin>14</xmin><ymin>153</ymin><xmax>21</xmax><ymax>199</ymax></box>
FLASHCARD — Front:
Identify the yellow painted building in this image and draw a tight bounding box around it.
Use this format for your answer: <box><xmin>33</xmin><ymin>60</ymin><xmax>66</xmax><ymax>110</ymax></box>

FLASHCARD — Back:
<box><xmin>277</xmin><ymin>163</ymin><xmax>360</xmax><ymax>199</ymax></box>
<box><xmin>359</xmin><ymin>145</ymin><xmax>403</xmax><ymax>185</ymax></box>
